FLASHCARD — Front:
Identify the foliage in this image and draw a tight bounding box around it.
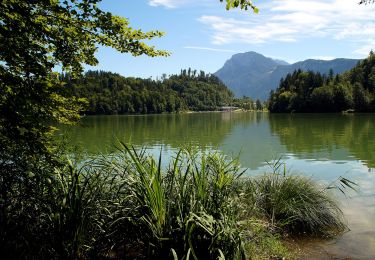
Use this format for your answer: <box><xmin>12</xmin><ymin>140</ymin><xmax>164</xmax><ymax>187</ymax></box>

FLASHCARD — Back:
<box><xmin>249</xmin><ymin>174</ymin><xmax>346</xmax><ymax>236</ymax></box>
<box><xmin>231</xmin><ymin>97</ymin><xmax>265</xmax><ymax>111</ymax></box>
<box><xmin>103</xmin><ymin>145</ymin><xmax>246</xmax><ymax>259</ymax></box>
<box><xmin>241</xmin><ymin>159</ymin><xmax>347</xmax><ymax>237</ymax></box>
<box><xmin>61</xmin><ymin>69</ymin><xmax>234</xmax><ymax>114</ymax></box>
<box><xmin>0</xmin><ymin>145</ymin><xmax>247</xmax><ymax>259</ymax></box>
<box><xmin>0</xmin><ymin>0</ymin><xmax>169</xmax><ymax>180</ymax></box>
<box><xmin>0</xmin><ymin>144</ymin><xmax>349</xmax><ymax>258</ymax></box>
<box><xmin>232</xmin><ymin>96</ymin><xmax>255</xmax><ymax>110</ymax></box>
<box><xmin>268</xmin><ymin>53</ymin><xmax>375</xmax><ymax>112</ymax></box>
<box><xmin>0</xmin><ymin>0</ymin><xmax>168</xmax><ymax>154</ymax></box>
<box><xmin>220</xmin><ymin>0</ymin><xmax>259</xmax><ymax>13</ymax></box>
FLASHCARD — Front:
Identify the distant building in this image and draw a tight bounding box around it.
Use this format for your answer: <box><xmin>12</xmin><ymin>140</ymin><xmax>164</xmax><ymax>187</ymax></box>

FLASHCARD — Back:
<box><xmin>219</xmin><ymin>106</ymin><xmax>238</xmax><ymax>112</ymax></box>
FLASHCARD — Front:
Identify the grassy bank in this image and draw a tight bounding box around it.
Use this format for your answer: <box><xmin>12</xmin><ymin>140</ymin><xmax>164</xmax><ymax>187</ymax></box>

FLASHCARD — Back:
<box><xmin>0</xmin><ymin>145</ymin><xmax>348</xmax><ymax>259</ymax></box>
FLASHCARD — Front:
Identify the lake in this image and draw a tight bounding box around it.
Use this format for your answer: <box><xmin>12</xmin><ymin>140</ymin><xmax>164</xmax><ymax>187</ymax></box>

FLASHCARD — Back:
<box><xmin>60</xmin><ymin>112</ymin><xmax>375</xmax><ymax>259</ymax></box>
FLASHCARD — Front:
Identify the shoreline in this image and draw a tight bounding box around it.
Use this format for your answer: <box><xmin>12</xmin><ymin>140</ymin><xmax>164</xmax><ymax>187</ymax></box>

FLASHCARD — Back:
<box><xmin>80</xmin><ymin>109</ymin><xmax>268</xmax><ymax>117</ymax></box>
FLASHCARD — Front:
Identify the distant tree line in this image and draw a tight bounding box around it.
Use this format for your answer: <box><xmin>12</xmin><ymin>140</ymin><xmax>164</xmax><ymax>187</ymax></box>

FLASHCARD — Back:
<box><xmin>61</xmin><ymin>69</ymin><xmax>234</xmax><ymax>114</ymax></box>
<box><xmin>232</xmin><ymin>96</ymin><xmax>265</xmax><ymax>111</ymax></box>
<box><xmin>268</xmin><ymin>52</ymin><xmax>375</xmax><ymax>112</ymax></box>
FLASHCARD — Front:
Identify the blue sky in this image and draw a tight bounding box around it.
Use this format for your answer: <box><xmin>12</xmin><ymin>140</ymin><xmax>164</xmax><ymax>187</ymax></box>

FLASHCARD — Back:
<box><xmin>87</xmin><ymin>0</ymin><xmax>375</xmax><ymax>78</ymax></box>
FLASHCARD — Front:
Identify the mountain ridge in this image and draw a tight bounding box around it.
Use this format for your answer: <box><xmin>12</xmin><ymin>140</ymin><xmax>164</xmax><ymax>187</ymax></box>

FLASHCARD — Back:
<box><xmin>214</xmin><ymin>52</ymin><xmax>360</xmax><ymax>100</ymax></box>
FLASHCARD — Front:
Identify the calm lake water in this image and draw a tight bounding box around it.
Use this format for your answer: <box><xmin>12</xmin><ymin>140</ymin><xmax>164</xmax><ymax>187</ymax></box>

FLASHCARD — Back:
<box><xmin>60</xmin><ymin>112</ymin><xmax>375</xmax><ymax>259</ymax></box>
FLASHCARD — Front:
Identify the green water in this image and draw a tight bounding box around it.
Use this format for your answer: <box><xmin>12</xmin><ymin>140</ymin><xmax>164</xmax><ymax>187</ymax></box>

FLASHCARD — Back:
<box><xmin>60</xmin><ymin>112</ymin><xmax>375</xmax><ymax>258</ymax></box>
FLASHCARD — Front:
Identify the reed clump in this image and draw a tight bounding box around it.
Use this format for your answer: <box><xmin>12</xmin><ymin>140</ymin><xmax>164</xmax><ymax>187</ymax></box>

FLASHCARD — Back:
<box><xmin>0</xmin><ymin>144</ymin><xmax>349</xmax><ymax>259</ymax></box>
<box><xmin>242</xmin><ymin>173</ymin><xmax>346</xmax><ymax>237</ymax></box>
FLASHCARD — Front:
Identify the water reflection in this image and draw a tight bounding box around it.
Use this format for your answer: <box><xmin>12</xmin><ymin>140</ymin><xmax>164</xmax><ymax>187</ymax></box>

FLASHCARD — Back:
<box><xmin>268</xmin><ymin>113</ymin><xmax>375</xmax><ymax>169</ymax></box>
<box><xmin>61</xmin><ymin>112</ymin><xmax>375</xmax><ymax>258</ymax></box>
<box><xmin>60</xmin><ymin>113</ymin><xmax>240</xmax><ymax>152</ymax></box>
<box><xmin>60</xmin><ymin>112</ymin><xmax>375</xmax><ymax>170</ymax></box>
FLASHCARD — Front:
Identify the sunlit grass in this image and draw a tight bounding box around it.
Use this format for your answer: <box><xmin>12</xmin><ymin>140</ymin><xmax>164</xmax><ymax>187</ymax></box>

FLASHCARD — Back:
<box><xmin>240</xmin><ymin>158</ymin><xmax>347</xmax><ymax>237</ymax></box>
<box><xmin>1</xmin><ymin>145</ymin><xmax>350</xmax><ymax>259</ymax></box>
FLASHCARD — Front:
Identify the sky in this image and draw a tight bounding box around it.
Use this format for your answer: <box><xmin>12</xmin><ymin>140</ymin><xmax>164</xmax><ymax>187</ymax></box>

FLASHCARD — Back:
<box><xmin>87</xmin><ymin>0</ymin><xmax>375</xmax><ymax>78</ymax></box>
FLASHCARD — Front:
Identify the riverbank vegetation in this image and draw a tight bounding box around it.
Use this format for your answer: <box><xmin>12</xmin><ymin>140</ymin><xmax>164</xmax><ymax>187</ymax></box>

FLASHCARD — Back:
<box><xmin>61</xmin><ymin>70</ymin><xmax>234</xmax><ymax>114</ymax></box>
<box><xmin>0</xmin><ymin>144</ymin><xmax>347</xmax><ymax>259</ymax></box>
<box><xmin>61</xmin><ymin>70</ymin><xmax>266</xmax><ymax>115</ymax></box>
<box><xmin>232</xmin><ymin>96</ymin><xmax>267</xmax><ymax>111</ymax></box>
<box><xmin>268</xmin><ymin>52</ymin><xmax>375</xmax><ymax>112</ymax></box>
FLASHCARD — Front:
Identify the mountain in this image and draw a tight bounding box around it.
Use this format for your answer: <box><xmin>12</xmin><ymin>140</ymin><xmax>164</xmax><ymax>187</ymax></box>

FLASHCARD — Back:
<box><xmin>215</xmin><ymin>52</ymin><xmax>360</xmax><ymax>100</ymax></box>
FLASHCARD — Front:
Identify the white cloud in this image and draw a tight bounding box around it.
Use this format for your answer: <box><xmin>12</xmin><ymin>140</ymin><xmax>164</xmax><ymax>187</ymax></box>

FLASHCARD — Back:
<box><xmin>148</xmin><ymin>0</ymin><xmax>185</xmax><ymax>8</ymax></box>
<box><xmin>198</xmin><ymin>0</ymin><xmax>375</xmax><ymax>51</ymax></box>
<box><xmin>353</xmin><ymin>40</ymin><xmax>375</xmax><ymax>55</ymax></box>
<box><xmin>148</xmin><ymin>0</ymin><xmax>209</xmax><ymax>8</ymax></box>
<box><xmin>184</xmin><ymin>46</ymin><xmax>237</xmax><ymax>53</ymax></box>
<box><xmin>198</xmin><ymin>15</ymin><xmax>299</xmax><ymax>44</ymax></box>
<box><xmin>310</xmin><ymin>56</ymin><xmax>336</xmax><ymax>60</ymax></box>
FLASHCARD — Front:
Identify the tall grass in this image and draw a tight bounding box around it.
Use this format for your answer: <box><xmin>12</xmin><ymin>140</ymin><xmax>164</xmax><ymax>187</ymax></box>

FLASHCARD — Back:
<box><xmin>241</xmin><ymin>159</ymin><xmax>347</xmax><ymax>236</ymax></box>
<box><xmin>103</xmin><ymin>144</ymin><xmax>246</xmax><ymax>259</ymax></box>
<box><xmin>0</xmin><ymin>145</ymin><xmax>350</xmax><ymax>259</ymax></box>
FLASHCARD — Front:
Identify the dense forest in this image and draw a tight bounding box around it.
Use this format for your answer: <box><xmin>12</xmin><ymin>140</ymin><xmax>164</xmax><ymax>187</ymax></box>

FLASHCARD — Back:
<box><xmin>61</xmin><ymin>69</ymin><xmax>235</xmax><ymax>114</ymax></box>
<box><xmin>268</xmin><ymin>52</ymin><xmax>375</xmax><ymax>112</ymax></box>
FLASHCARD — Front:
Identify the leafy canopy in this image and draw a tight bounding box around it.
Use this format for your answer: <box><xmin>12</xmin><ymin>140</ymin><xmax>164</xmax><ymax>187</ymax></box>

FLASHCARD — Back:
<box><xmin>0</xmin><ymin>0</ymin><xmax>169</xmax><ymax>77</ymax></box>
<box><xmin>0</xmin><ymin>0</ymin><xmax>169</xmax><ymax>159</ymax></box>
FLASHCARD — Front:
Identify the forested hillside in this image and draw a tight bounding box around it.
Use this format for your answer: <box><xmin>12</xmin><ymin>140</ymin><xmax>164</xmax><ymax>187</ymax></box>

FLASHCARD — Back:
<box><xmin>268</xmin><ymin>53</ymin><xmax>375</xmax><ymax>113</ymax></box>
<box><xmin>61</xmin><ymin>70</ymin><xmax>234</xmax><ymax>114</ymax></box>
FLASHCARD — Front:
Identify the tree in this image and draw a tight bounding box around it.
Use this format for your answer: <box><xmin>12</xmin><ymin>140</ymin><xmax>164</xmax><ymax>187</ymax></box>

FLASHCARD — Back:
<box><xmin>329</xmin><ymin>68</ymin><xmax>334</xmax><ymax>79</ymax></box>
<box><xmin>0</xmin><ymin>0</ymin><xmax>169</xmax><ymax>159</ymax></box>
<box><xmin>353</xmin><ymin>83</ymin><xmax>370</xmax><ymax>111</ymax></box>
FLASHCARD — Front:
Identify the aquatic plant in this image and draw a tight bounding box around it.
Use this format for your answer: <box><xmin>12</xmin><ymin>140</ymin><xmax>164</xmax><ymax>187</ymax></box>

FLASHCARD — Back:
<box><xmin>241</xmin><ymin>158</ymin><xmax>347</xmax><ymax>236</ymax></box>
<box><xmin>102</xmin><ymin>144</ymin><xmax>246</xmax><ymax>259</ymax></box>
<box><xmin>0</xmin><ymin>146</ymin><xmax>349</xmax><ymax>259</ymax></box>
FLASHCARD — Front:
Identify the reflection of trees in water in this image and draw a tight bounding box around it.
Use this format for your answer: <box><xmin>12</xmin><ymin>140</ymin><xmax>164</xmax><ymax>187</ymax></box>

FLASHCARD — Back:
<box><xmin>269</xmin><ymin>114</ymin><xmax>375</xmax><ymax>168</ymax></box>
<box><xmin>219</xmin><ymin>113</ymin><xmax>286</xmax><ymax>170</ymax></box>
<box><xmin>60</xmin><ymin>112</ymin><xmax>261</xmax><ymax>153</ymax></box>
<box><xmin>60</xmin><ymin>113</ymin><xmax>375</xmax><ymax>170</ymax></box>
